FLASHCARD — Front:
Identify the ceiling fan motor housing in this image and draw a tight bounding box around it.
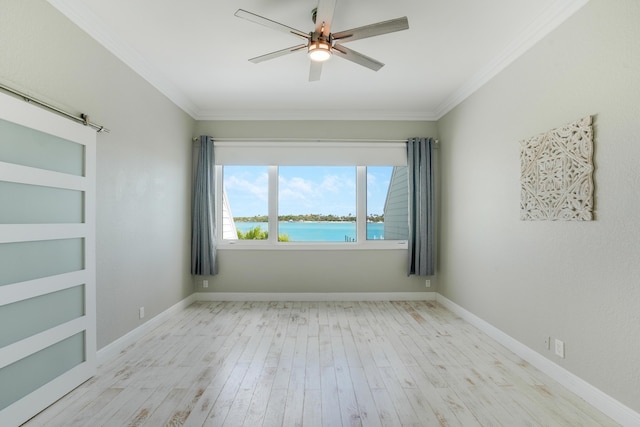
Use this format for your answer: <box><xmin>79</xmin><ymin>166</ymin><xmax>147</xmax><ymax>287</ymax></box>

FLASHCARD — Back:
<box><xmin>308</xmin><ymin>32</ymin><xmax>332</xmax><ymax>61</ymax></box>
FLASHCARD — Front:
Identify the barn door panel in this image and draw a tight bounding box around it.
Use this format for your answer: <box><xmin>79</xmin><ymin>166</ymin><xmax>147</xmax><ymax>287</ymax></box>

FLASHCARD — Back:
<box><xmin>0</xmin><ymin>91</ymin><xmax>96</xmax><ymax>426</ymax></box>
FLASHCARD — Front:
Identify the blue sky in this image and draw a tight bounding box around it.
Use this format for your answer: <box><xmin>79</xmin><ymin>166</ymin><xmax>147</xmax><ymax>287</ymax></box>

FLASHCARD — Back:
<box><xmin>223</xmin><ymin>166</ymin><xmax>393</xmax><ymax>217</ymax></box>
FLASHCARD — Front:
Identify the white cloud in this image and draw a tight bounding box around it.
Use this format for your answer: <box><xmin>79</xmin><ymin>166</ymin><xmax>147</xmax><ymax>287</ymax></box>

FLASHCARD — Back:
<box><xmin>224</xmin><ymin>172</ymin><xmax>268</xmax><ymax>201</ymax></box>
<box><xmin>367</xmin><ymin>172</ymin><xmax>377</xmax><ymax>185</ymax></box>
<box><xmin>282</xmin><ymin>176</ymin><xmax>313</xmax><ymax>194</ymax></box>
<box><xmin>320</xmin><ymin>175</ymin><xmax>341</xmax><ymax>192</ymax></box>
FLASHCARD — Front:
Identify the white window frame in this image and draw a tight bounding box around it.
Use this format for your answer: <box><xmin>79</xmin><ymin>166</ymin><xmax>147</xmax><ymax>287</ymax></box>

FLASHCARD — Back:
<box><xmin>215</xmin><ymin>140</ymin><xmax>408</xmax><ymax>250</ymax></box>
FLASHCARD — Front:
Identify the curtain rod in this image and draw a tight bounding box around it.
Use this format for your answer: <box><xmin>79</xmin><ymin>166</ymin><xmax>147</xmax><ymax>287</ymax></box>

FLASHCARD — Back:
<box><xmin>0</xmin><ymin>82</ymin><xmax>110</xmax><ymax>133</ymax></box>
<box><xmin>192</xmin><ymin>137</ymin><xmax>439</xmax><ymax>144</ymax></box>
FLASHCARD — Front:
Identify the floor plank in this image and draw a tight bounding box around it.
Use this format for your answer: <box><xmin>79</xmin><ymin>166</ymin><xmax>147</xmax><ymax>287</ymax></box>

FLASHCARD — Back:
<box><xmin>23</xmin><ymin>300</ymin><xmax>619</xmax><ymax>427</ymax></box>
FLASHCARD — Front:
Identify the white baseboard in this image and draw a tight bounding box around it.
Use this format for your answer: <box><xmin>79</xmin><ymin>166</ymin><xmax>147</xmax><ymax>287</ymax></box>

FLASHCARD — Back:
<box><xmin>436</xmin><ymin>294</ymin><xmax>640</xmax><ymax>427</ymax></box>
<box><xmin>96</xmin><ymin>293</ymin><xmax>197</xmax><ymax>365</ymax></box>
<box><xmin>194</xmin><ymin>291</ymin><xmax>436</xmax><ymax>302</ymax></box>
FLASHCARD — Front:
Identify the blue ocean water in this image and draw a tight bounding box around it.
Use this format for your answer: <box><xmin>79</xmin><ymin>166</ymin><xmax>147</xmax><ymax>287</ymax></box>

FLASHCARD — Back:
<box><xmin>235</xmin><ymin>221</ymin><xmax>385</xmax><ymax>242</ymax></box>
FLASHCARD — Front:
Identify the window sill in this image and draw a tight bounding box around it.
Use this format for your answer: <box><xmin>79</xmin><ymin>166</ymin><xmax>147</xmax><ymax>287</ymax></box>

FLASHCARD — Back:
<box><xmin>218</xmin><ymin>241</ymin><xmax>408</xmax><ymax>251</ymax></box>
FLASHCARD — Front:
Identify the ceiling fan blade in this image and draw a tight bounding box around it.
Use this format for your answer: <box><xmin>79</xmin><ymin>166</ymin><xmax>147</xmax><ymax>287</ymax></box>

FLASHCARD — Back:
<box><xmin>249</xmin><ymin>44</ymin><xmax>307</xmax><ymax>63</ymax></box>
<box><xmin>309</xmin><ymin>61</ymin><xmax>323</xmax><ymax>81</ymax></box>
<box><xmin>314</xmin><ymin>0</ymin><xmax>337</xmax><ymax>35</ymax></box>
<box><xmin>235</xmin><ymin>9</ymin><xmax>309</xmax><ymax>40</ymax></box>
<box><xmin>332</xmin><ymin>16</ymin><xmax>409</xmax><ymax>43</ymax></box>
<box><xmin>332</xmin><ymin>44</ymin><xmax>384</xmax><ymax>71</ymax></box>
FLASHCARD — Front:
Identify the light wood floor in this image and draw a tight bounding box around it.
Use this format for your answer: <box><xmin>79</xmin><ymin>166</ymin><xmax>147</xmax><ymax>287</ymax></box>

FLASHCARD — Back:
<box><xmin>24</xmin><ymin>300</ymin><xmax>617</xmax><ymax>426</ymax></box>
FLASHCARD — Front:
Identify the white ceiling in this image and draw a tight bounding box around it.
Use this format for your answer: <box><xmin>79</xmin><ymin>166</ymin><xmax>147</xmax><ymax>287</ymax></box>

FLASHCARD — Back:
<box><xmin>49</xmin><ymin>0</ymin><xmax>588</xmax><ymax>121</ymax></box>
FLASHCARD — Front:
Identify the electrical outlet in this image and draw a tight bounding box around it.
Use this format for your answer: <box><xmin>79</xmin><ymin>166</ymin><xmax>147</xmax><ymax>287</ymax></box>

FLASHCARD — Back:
<box><xmin>203</xmin><ymin>279</ymin><xmax>209</xmax><ymax>288</ymax></box>
<box><xmin>544</xmin><ymin>336</ymin><xmax>550</xmax><ymax>350</ymax></box>
<box><xmin>554</xmin><ymin>339</ymin><xmax>565</xmax><ymax>358</ymax></box>
<box><xmin>425</xmin><ymin>279</ymin><xmax>431</xmax><ymax>288</ymax></box>
<box><xmin>139</xmin><ymin>307</ymin><xmax>145</xmax><ymax>319</ymax></box>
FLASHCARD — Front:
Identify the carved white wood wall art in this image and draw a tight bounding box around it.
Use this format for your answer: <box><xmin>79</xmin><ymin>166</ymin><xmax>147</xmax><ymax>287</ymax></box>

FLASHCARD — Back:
<box><xmin>520</xmin><ymin>116</ymin><xmax>594</xmax><ymax>221</ymax></box>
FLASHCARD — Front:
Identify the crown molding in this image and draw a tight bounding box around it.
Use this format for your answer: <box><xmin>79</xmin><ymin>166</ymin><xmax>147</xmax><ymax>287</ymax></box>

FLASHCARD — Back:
<box><xmin>433</xmin><ymin>0</ymin><xmax>590</xmax><ymax>119</ymax></box>
<box><xmin>193</xmin><ymin>108</ymin><xmax>440</xmax><ymax>121</ymax></box>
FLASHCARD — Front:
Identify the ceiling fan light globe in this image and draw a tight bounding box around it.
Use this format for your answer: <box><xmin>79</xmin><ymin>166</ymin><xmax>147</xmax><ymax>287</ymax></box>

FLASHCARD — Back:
<box><xmin>308</xmin><ymin>41</ymin><xmax>331</xmax><ymax>62</ymax></box>
<box><xmin>309</xmin><ymin>50</ymin><xmax>331</xmax><ymax>62</ymax></box>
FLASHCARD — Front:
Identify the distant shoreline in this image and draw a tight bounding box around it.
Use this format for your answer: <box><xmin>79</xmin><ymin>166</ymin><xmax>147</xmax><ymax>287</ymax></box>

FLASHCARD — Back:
<box><xmin>234</xmin><ymin>220</ymin><xmax>386</xmax><ymax>242</ymax></box>
<box><xmin>233</xmin><ymin>213</ymin><xmax>384</xmax><ymax>223</ymax></box>
<box><xmin>234</xmin><ymin>220</ymin><xmax>383</xmax><ymax>224</ymax></box>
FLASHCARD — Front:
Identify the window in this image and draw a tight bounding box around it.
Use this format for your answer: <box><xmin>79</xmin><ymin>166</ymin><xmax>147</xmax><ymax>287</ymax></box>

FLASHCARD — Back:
<box><xmin>222</xmin><ymin>165</ymin><xmax>268</xmax><ymax>240</ymax></box>
<box><xmin>368</xmin><ymin>166</ymin><xmax>409</xmax><ymax>241</ymax></box>
<box><xmin>278</xmin><ymin>166</ymin><xmax>356</xmax><ymax>242</ymax></box>
<box><xmin>216</xmin><ymin>141</ymin><xmax>408</xmax><ymax>249</ymax></box>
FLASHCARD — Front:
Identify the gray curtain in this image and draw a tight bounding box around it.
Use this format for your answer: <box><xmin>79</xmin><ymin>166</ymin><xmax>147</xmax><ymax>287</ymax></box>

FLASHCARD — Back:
<box><xmin>408</xmin><ymin>137</ymin><xmax>435</xmax><ymax>276</ymax></box>
<box><xmin>191</xmin><ymin>136</ymin><xmax>217</xmax><ymax>275</ymax></box>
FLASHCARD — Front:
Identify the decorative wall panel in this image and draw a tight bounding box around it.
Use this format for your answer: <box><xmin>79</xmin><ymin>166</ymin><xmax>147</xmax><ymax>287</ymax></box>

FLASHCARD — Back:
<box><xmin>520</xmin><ymin>116</ymin><xmax>594</xmax><ymax>221</ymax></box>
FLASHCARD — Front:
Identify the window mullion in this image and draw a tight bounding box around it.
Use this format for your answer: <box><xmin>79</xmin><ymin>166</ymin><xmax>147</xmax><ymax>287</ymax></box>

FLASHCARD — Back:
<box><xmin>356</xmin><ymin>166</ymin><xmax>367</xmax><ymax>243</ymax></box>
<box><xmin>215</xmin><ymin>165</ymin><xmax>223</xmax><ymax>240</ymax></box>
<box><xmin>268</xmin><ymin>165</ymin><xmax>278</xmax><ymax>243</ymax></box>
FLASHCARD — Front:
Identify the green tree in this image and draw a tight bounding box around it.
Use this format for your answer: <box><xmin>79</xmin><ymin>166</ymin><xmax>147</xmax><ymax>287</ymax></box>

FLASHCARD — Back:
<box><xmin>236</xmin><ymin>225</ymin><xmax>290</xmax><ymax>242</ymax></box>
<box><xmin>237</xmin><ymin>226</ymin><xmax>268</xmax><ymax>240</ymax></box>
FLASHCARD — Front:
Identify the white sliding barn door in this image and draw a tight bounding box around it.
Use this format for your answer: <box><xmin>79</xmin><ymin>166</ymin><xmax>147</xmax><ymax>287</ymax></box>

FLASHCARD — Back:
<box><xmin>0</xmin><ymin>91</ymin><xmax>96</xmax><ymax>426</ymax></box>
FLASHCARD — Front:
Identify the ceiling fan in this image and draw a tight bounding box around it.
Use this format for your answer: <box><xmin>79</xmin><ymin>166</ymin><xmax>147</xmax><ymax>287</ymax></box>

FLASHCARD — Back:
<box><xmin>234</xmin><ymin>0</ymin><xmax>409</xmax><ymax>81</ymax></box>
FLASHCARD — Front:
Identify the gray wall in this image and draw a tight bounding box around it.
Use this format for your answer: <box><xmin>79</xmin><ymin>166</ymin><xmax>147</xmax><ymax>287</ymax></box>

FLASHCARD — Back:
<box><xmin>194</xmin><ymin>120</ymin><xmax>437</xmax><ymax>293</ymax></box>
<box><xmin>437</xmin><ymin>0</ymin><xmax>640</xmax><ymax>413</ymax></box>
<box><xmin>0</xmin><ymin>0</ymin><xmax>195</xmax><ymax>349</ymax></box>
